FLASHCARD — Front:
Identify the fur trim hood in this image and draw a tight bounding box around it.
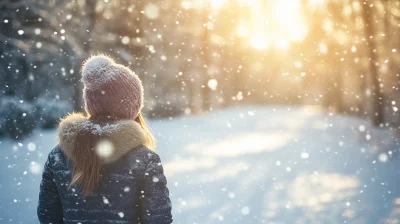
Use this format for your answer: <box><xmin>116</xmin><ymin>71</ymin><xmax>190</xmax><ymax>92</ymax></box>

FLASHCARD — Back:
<box><xmin>57</xmin><ymin>113</ymin><xmax>147</xmax><ymax>164</ymax></box>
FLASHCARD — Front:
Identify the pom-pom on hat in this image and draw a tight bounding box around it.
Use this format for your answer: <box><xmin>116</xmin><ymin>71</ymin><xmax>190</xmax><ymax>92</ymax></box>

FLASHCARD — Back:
<box><xmin>81</xmin><ymin>55</ymin><xmax>144</xmax><ymax>119</ymax></box>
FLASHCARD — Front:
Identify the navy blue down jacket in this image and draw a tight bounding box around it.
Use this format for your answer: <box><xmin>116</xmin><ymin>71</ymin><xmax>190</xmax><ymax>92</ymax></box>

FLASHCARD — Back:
<box><xmin>37</xmin><ymin>113</ymin><xmax>172</xmax><ymax>224</ymax></box>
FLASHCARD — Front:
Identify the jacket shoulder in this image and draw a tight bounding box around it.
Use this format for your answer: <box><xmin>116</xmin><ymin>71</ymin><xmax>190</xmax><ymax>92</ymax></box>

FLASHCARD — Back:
<box><xmin>123</xmin><ymin>145</ymin><xmax>162</xmax><ymax>174</ymax></box>
<box><xmin>46</xmin><ymin>144</ymin><xmax>69</xmax><ymax>169</ymax></box>
<box><xmin>129</xmin><ymin>145</ymin><xmax>160</xmax><ymax>164</ymax></box>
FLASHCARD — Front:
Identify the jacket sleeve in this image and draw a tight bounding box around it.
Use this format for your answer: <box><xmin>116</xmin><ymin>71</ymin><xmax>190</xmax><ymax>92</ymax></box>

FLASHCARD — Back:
<box><xmin>37</xmin><ymin>153</ymin><xmax>63</xmax><ymax>224</ymax></box>
<box><xmin>140</xmin><ymin>153</ymin><xmax>173</xmax><ymax>224</ymax></box>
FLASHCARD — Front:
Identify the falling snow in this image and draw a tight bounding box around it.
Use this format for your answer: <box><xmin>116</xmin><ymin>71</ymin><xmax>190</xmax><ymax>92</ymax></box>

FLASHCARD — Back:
<box><xmin>1</xmin><ymin>0</ymin><xmax>400</xmax><ymax>223</ymax></box>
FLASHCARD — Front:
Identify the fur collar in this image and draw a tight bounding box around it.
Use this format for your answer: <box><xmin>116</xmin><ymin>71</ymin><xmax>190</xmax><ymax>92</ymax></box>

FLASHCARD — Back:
<box><xmin>57</xmin><ymin>113</ymin><xmax>147</xmax><ymax>164</ymax></box>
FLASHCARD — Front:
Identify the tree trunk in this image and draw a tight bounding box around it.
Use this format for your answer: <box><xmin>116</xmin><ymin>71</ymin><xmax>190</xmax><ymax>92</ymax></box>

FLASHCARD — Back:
<box><xmin>361</xmin><ymin>0</ymin><xmax>384</xmax><ymax>126</ymax></box>
<box><xmin>201</xmin><ymin>8</ymin><xmax>211</xmax><ymax>112</ymax></box>
<box><xmin>72</xmin><ymin>62</ymin><xmax>83</xmax><ymax>112</ymax></box>
<box><xmin>73</xmin><ymin>0</ymin><xmax>97</xmax><ymax>112</ymax></box>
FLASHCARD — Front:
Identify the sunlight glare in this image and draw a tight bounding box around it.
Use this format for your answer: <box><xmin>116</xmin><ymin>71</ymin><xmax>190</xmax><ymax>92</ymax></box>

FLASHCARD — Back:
<box><xmin>250</xmin><ymin>34</ymin><xmax>269</xmax><ymax>50</ymax></box>
<box><xmin>210</xmin><ymin>0</ymin><xmax>225</xmax><ymax>9</ymax></box>
<box><xmin>246</xmin><ymin>0</ymin><xmax>308</xmax><ymax>49</ymax></box>
<box><xmin>309</xmin><ymin>0</ymin><xmax>324</xmax><ymax>6</ymax></box>
<box><xmin>187</xmin><ymin>132</ymin><xmax>293</xmax><ymax>157</ymax></box>
<box><xmin>273</xmin><ymin>0</ymin><xmax>301</xmax><ymax>23</ymax></box>
<box><xmin>276</xmin><ymin>39</ymin><xmax>289</xmax><ymax>50</ymax></box>
<box><xmin>288</xmin><ymin>25</ymin><xmax>308</xmax><ymax>41</ymax></box>
<box><xmin>237</xmin><ymin>25</ymin><xmax>249</xmax><ymax>37</ymax></box>
<box><xmin>181</xmin><ymin>1</ymin><xmax>192</xmax><ymax>10</ymax></box>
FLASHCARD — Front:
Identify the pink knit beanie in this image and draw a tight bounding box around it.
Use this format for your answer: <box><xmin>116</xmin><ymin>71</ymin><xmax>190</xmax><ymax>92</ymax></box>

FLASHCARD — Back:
<box><xmin>81</xmin><ymin>55</ymin><xmax>144</xmax><ymax>119</ymax></box>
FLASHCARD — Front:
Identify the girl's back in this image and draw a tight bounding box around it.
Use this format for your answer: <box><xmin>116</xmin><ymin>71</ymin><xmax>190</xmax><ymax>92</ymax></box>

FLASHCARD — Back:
<box><xmin>37</xmin><ymin>55</ymin><xmax>172</xmax><ymax>224</ymax></box>
<box><xmin>40</xmin><ymin>146</ymin><xmax>170</xmax><ymax>223</ymax></box>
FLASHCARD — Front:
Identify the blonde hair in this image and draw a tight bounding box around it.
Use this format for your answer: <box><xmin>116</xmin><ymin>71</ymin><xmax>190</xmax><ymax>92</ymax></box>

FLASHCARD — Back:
<box><xmin>70</xmin><ymin>112</ymin><xmax>155</xmax><ymax>196</ymax></box>
<box><xmin>135</xmin><ymin>112</ymin><xmax>156</xmax><ymax>149</ymax></box>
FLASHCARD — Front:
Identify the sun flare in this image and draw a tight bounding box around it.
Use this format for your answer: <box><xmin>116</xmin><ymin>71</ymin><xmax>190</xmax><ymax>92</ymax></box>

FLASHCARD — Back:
<box><xmin>232</xmin><ymin>0</ymin><xmax>310</xmax><ymax>50</ymax></box>
<box><xmin>250</xmin><ymin>34</ymin><xmax>269</xmax><ymax>50</ymax></box>
<box><xmin>210</xmin><ymin>0</ymin><xmax>225</xmax><ymax>9</ymax></box>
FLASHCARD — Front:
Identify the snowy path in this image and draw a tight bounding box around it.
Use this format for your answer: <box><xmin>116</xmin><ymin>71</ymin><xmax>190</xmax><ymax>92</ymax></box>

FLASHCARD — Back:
<box><xmin>1</xmin><ymin>106</ymin><xmax>400</xmax><ymax>223</ymax></box>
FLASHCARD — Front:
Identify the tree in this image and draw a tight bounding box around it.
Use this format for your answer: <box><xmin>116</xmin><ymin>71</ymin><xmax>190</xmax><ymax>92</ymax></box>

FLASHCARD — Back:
<box><xmin>361</xmin><ymin>0</ymin><xmax>385</xmax><ymax>126</ymax></box>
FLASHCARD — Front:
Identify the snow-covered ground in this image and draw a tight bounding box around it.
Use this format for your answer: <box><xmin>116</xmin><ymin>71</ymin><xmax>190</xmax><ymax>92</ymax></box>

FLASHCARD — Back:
<box><xmin>1</xmin><ymin>106</ymin><xmax>400</xmax><ymax>223</ymax></box>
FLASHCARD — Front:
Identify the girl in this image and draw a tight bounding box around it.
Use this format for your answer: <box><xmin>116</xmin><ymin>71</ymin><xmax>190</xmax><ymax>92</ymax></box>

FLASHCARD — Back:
<box><xmin>37</xmin><ymin>55</ymin><xmax>173</xmax><ymax>224</ymax></box>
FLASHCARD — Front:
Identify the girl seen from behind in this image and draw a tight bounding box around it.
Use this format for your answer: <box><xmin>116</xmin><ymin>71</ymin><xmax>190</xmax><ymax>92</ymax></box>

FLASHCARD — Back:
<box><xmin>37</xmin><ymin>55</ymin><xmax>173</xmax><ymax>224</ymax></box>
